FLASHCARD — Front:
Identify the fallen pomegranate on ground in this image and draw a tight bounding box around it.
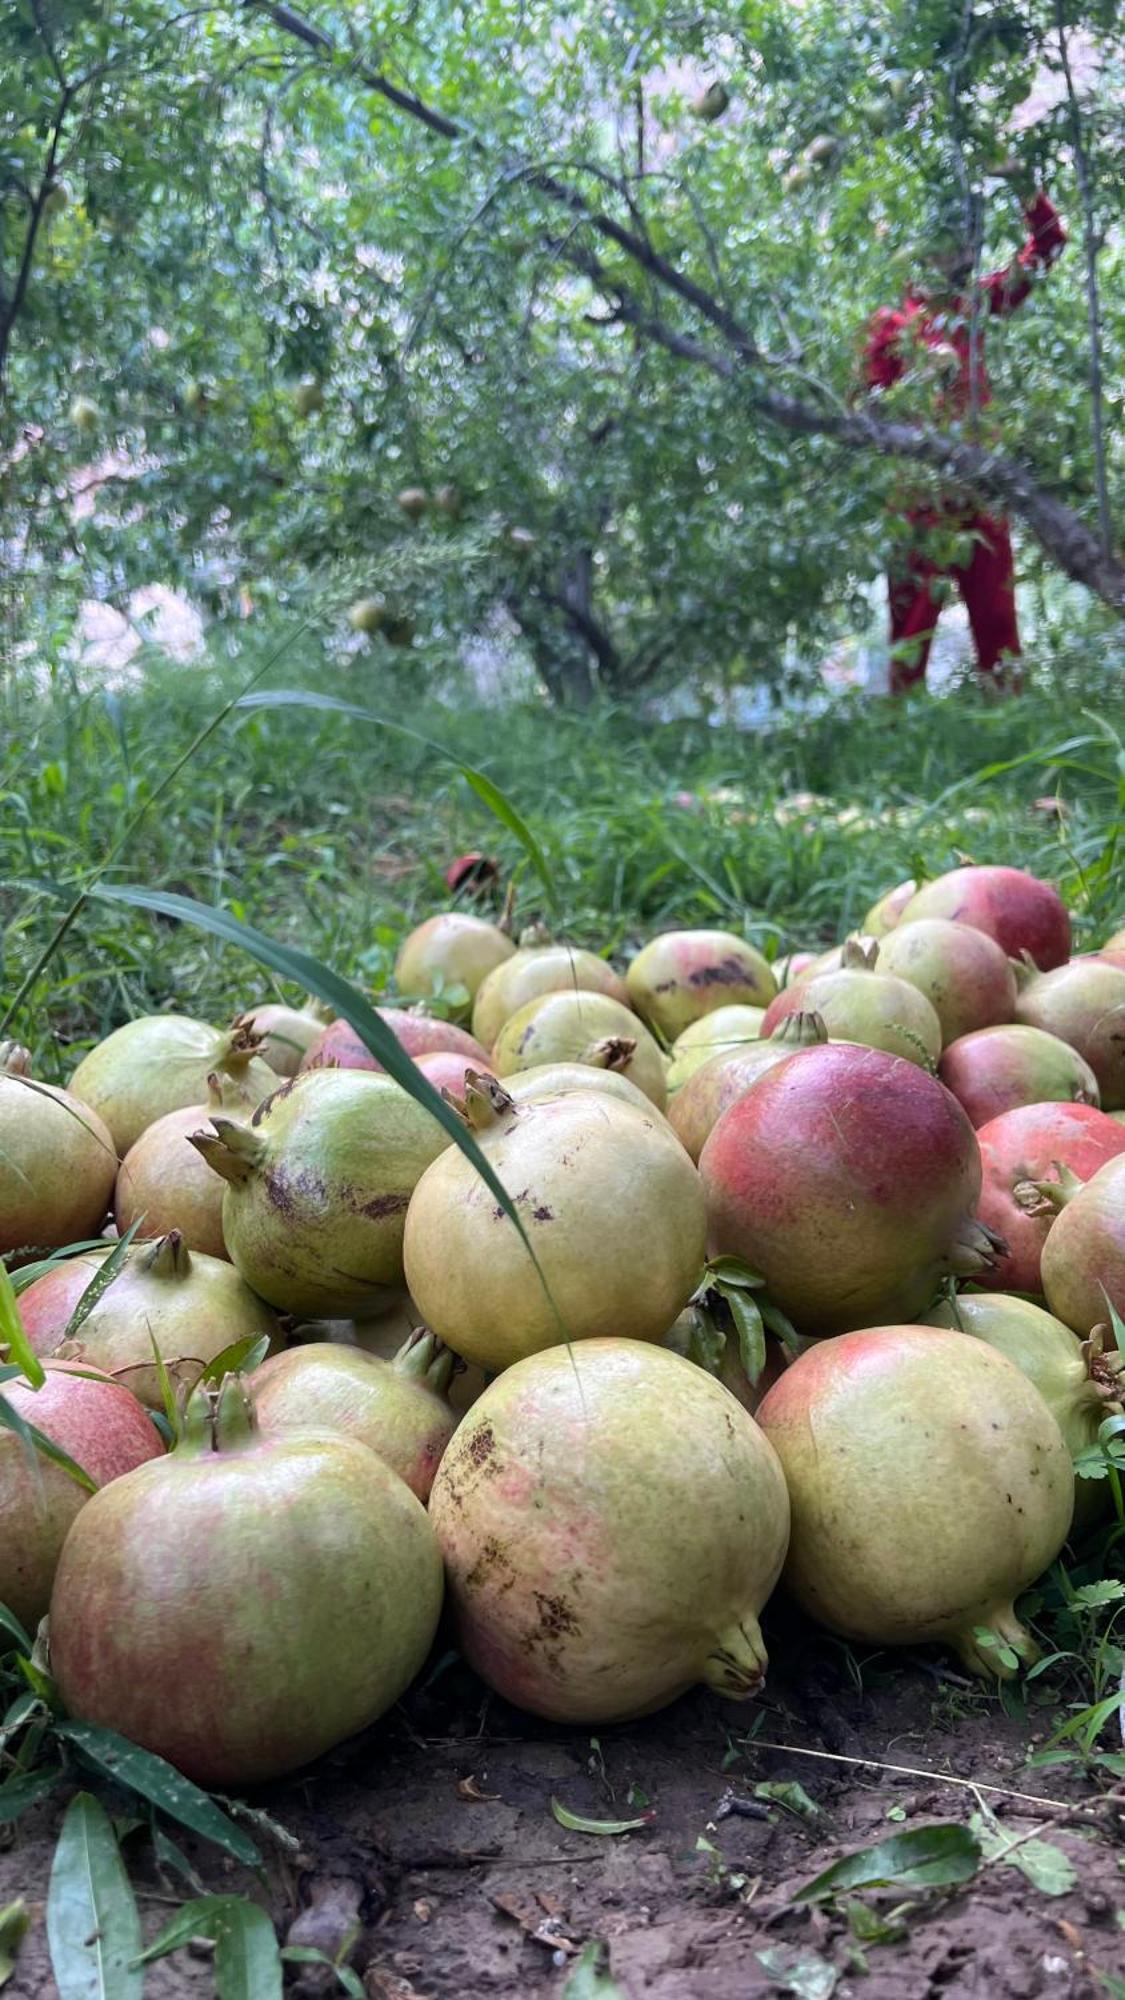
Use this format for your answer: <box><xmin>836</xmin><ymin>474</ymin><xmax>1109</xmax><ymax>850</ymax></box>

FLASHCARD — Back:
<box><xmin>430</xmin><ymin>1339</ymin><xmax>789</xmax><ymax>1723</ymax></box>
<box><xmin>1039</xmin><ymin>1153</ymin><xmax>1125</xmax><ymax>1336</ymax></box>
<box><xmin>50</xmin><ymin>1376</ymin><xmax>443</xmax><ymax>1788</ymax></box>
<box><xmin>973</xmin><ymin>1101</ymin><xmax>1125</xmax><ymax>1294</ymax></box>
<box><xmin>250</xmin><ymin>1330</ymin><xmax>457</xmax><ymax>1500</ymax></box>
<box><xmin>898</xmin><ymin>865</ymin><xmax>1070</xmax><ymax>971</ymax></box>
<box><xmin>0</xmin><ymin>1042</ymin><xmax>117</xmax><ymax>1260</ymax></box>
<box><xmin>756</xmin><ymin>1324</ymin><xmax>1073</xmax><ymax>1676</ymax></box>
<box><xmin>939</xmin><ymin>1023</ymin><xmax>1100</xmax><ymax>1128</ymax></box>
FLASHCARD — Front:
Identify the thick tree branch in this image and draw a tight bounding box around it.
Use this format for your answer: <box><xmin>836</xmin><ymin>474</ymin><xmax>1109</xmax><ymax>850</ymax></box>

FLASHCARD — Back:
<box><xmin>248</xmin><ymin>0</ymin><xmax>1124</xmax><ymax>612</ymax></box>
<box><xmin>1055</xmin><ymin>0</ymin><xmax>1113</xmax><ymax>558</ymax></box>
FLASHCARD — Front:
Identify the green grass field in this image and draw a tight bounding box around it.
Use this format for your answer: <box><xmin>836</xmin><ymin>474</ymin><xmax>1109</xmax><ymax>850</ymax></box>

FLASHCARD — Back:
<box><xmin>3</xmin><ymin>635</ymin><xmax>1123</xmax><ymax>1074</ymax></box>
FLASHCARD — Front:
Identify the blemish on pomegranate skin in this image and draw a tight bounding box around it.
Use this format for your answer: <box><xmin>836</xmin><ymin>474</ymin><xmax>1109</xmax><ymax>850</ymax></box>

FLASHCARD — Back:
<box><xmin>359</xmin><ymin>1191</ymin><xmax>408</xmax><ymax>1220</ymax></box>
<box><xmin>468</xmin><ymin>1425</ymin><xmax>496</xmax><ymax>1467</ymax></box>
<box><xmin>533</xmin><ymin>1205</ymin><xmax>554</xmax><ymax>1222</ymax></box>
<box><xmin>687</xmin><ymin>958</ymin><xmax>750</xmax><ymax>990</ymax></box>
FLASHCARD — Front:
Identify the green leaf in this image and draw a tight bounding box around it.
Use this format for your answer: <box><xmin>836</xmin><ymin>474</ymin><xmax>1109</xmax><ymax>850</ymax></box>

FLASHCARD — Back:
<box><xmin>755</xmin><ymin>1946</ymin><xmax>838</xmax><ymax>1998</ymax></box>
<box><xmin>235</xmin><ymin>690</ymin><xmax>557</xmax><ymax>907</ymax></box>
<box><xmin>703</xmin><ymin>1256</ymin><xmax>767</xmax><ymax>1291</ymax></box>
<box><xmin>1070</xmin><ymin>1580</ymin><xmax>1125</xmax><ymax>1610</ymax></box>
<box><xmin>281</xmin><ymin>1947</ymin><xmax>366</xmax><ymax>1997</ymax></box>
<box><xmin>0</xmin><ymin>1768</ymin><xmax>62</xmax><ymax>1823</ymax></box>
<box><xmin>550</xmin><ymin>1798</ymin><xmax>654</xmax><ymax>1836</ymax></box>
<box><xmin>47</xmin><ymin>1792</ymin><xmax>143</xmax><ymax>2000</ymax></box>
<box><xmin>753</xmin><ymin>1779</ymin><xmax>820</xmax><ymax>1821</ymax></box>
<box><xmin>0</xmin><ymin>1601</ymin><xmax>32</xmax><ymax>1656</ymax></box>
<box><xmin>0</xmin><ymin>1898</ymin><xmax>30</xmax><ymax>1989</ymax></box>
<box><xmin>0</xmin><ymin>1261</ymin><xmax>44</xmax><ymax>1387</ymax></box>
<box><xmin>139</xmin><ymin>1896</ymin><xmax>281</xmax><ymax>1995</ymax></box>
<box><xmin>198</xmin><ymin>1334</ymin><xmax>272</xmax><ymax>1385</ymax></box>
<box><xmin>561</xmin><ymin>1940</ymin><xmax>627</xmax><ymax>1998</ymax></box>
<box><xmin>794</xmin><ymin>1824</ymin><xmax>981</xmax><ymax>1903</ymax></box>
<box><xmin>54</xmin><ymin>1722</ymin><xmax>261</xmax><ymax>1866</ymax></box>
<box><xmin>61</xmin><ymin>1225</ymin><xmax>140</xmax><ymax>1344</ymax></box>
<box><xmin>726</xmin><ymin>1288</ymin><xmax>767</xmax><ymax>1386</ymax></box>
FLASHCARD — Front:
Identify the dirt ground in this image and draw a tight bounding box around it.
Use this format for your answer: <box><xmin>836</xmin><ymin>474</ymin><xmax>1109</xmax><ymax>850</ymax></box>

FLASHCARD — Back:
<box><xmin>3</xmin><ymin>1613</ymin><xmax>1123</xmax><ymax>1999</ymax></box>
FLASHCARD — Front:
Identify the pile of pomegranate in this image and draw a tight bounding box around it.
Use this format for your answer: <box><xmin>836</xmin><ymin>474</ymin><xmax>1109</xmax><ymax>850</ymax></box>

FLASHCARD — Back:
<box><xmin>2</xmin><ymin>862</ymin><xmax>1123</xmax><ymax>1787</ymax></box>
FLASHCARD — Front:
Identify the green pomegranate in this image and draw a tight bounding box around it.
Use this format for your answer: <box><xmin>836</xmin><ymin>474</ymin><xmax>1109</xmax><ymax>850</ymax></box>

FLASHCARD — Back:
<box><xmin>761</xmin><ymin>940</ymin><xmax>942</xmax><ymax>1068</ymax></box>
<box><xmin>666</xmin><ymin>1005</ymin><xmax>769</xmax><ymax>1092</ymax></box>
<box><xmin>1040</xmin><ymin>1154</ymin><xmax>1125</xmax><ymax>1337</ymax></box>
<box><xmin>472</xmin><ymin>944</ymin><xmax>630</xmax><ymax>1052</ymax></box>
<box><xmin>757</xmin><ymin>1325</ymin><xmax>1074</xmax><ymax>1677</ymax></box>
<box><xmin>235</xmin><ymin>1000</ymin><xmax>333</xmax><ymax>1077</ymax></box>
<box><xmin>862</xmin><ymin>879</ymin><xmax>918</xmax><ymax>937</ymax></box>
<box><xmin>626</xmin><ymin>929</ymin><xmax>777</xmax><ymax>1039</ymax></box>
<box><xmin>404</xmin><ymin>1076</ymin><xmax>706</xmax><ymax>1371</ymax></box>
<box><xmin>250</xmin><ymin>1331</ymin><xmax>457</xmax><ymax>1501</ymax></box>
<box><xmin>50</xmin><ymin>1376</ymin><xmax>443</xmax><ymax>1787</ymax></box>
<box><xmin>0</xmin><ymin>1042</ymin><xmax>117</xmax><ymax>1259</ymax></box>
<box><xmin>69</xmin><ymin>1015</ymin><xmax>276</xmax><ymax>1152</ymax></box>
<box><xmin>430</xmin><ymin>1339</ymin><xmax>789</xmax><ymax>1723</ymax></box>
<box><xmin>114</xmin><ymin>1070</ymin><xmax>260</xmax><ymax>1258</ymax></box>
<box><xmin>395</xmin><ymin>912</ymin><xmax>514</xmax><ymax>1009</ymax></box>
<box><xmin>492</xmin><ymin>990</ymin><xmax>668</xmax><ymax>1108</ymax></box>
<box><xmin>192</xmin><ymin>1069</ymin><xmax>447</xmax><ymax>1317</ymax></box>
<box><xmin>501</xmin><ymin>1059</ymin><xmax>656</xmax><ymax>1116</ymax></box>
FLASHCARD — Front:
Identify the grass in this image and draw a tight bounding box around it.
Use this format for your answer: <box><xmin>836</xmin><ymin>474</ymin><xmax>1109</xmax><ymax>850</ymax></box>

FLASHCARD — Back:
<box><xmin>3</xmin><ymin>627</ymin><xmax>1124</xmax><ymax>1075</ymax></box>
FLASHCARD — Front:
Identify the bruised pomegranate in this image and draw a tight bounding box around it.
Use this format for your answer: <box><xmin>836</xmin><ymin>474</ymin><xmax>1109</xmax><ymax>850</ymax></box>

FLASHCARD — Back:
<box><xmin>234</xmin><ymin>1000</ymin><xmax>332</xmax><ymax>1077</ymax></box>
<box><xmin>404</xmin><ymin>1076</ymin><xmax>706</xmax><ymax>1371</ymax></box>
<box><xmin>472</xmin><ymin>945</ymin><xmax>630</xmax><ymax>1052</ymax></box>
<box><xmin>301</xmin><ymin>1010</ymin><xmax>488</xmax><ymax>1074</ymax></box>
<box><xmin>668</xmin><ymin>1015</ymin><xmax>827</xmax><ymax>1163</ymax></box>
<box><xmin>899</xmin><ymin>865</ymin><xmax>1071</xmax><ymax>971</ymax></box>
<box><xmin>36</xmin><ymin>1233</ymin><xmax>279</xmax><ymax>1408</ymax></box>
<box><xmin>430</xmin><ymin>1340</ymin><xmax>789</xmax><ymax>1723</ymax></box>
<box><xmin>492</xmin><ymin>990</ymin><xmax>668</xmax><ymax>1109</ymax></box>
<box><xmin>626</xmin><ymin>929</ymin><xmax>777</xmax><ymax>1039</ymax></box>
<box><xmin>114</xmin><ymin>1070</ymin><xmax>259</xmax><ymax>1258</ymax></box>
<box><xmin>700</xmin><ymin>1044</ymin><xmax>999</xmax><ymax>1336</ymax></box>
<box><xmin>193</xmin><ymin>1069</ymin><xmax>448</xmax><ymax>1317</ymax></box>
<box><xmin>862</xmin><ymin>878</ymin><xmax>917</xmax><ymax>937</ymax></box>
<box><xmin>50</xmin><ymin>1377</ymin><xmax>443</xmax><ymax>1787</ymax></box>
<box><xmin>939</xmin><ymin>1023</ymin><xmax>1100</xmax><ymax>1128</ymax></box>
<box><xmin>974</xmin><ymin>1102</ymin><xmax>1125</xmax><ymax>1294</ymax></box>
<box><xmin>1040</xmin><ymin>1154</ymin><xmax>1125</xmax><ymax>1336</ymax></box>
<box><xmin>0</xmin><ymin>1044</ymin><xmax>117</xmax><ymax>1259</ymax></box>
<box><xmin>757</xmin><ymin>1325</ymin><xmax>1073</xmax><ymax>1676</ymax></box>
<box><xmin>395</xmin><ymin>912</ymin><xmax>514</xmax><ymax>1008</ymax></box>
<box><xmin>250</xmin><ymin>1331</ymin><xmax>457</xmax><ymax>1501</ymax></box>
<box><xmin>69</xmin><ymin>1016</ymin><xmax>276</xmax><ymax>1152</ymax></box>
<box><xmin>666</xmin><ymin>1006</ymin><xmax>768</xmax><ymax>1091</ymax></box>
<box><xmin>1015</xmin><ymin>959</ymin><xmax>1125</xmax><ymax>1110</ymax></box>
<box><xmin>760</xmin><ymin>941</ymin><xmax>942</xmax><ymax>1067</ymax></box>
<box><xmin>874</xmin><ymin>919</ymin><xmax>1017</xmax><ymax>1044</ymax></box>
<box><xmin>0</xmin><ymin>1362</ymin><xmax>162</xmax><ymax>1632</ymax></box>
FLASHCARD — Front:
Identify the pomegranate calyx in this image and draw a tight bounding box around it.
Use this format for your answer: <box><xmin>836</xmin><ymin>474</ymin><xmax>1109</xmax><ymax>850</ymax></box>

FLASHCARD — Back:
<box><xmin>0</xmin><ymin>1042</ymin><xmax>32</xmax><ymax>1076</ymax></box>
<box><xmin>142</xmin><ymin>1230</ymin><xmax>192</xmax><ymax>1280</ymax></box>
<box><xmin>461</xmin><ymin>1070</ymin><xmax>516</xmax><ymax>1131</ymax></box>
<box><xmin>394</xmin><ymin>1327</ymin><xmax>455</xmax><ymax>1395</ymax></box>
<box><xmin>702</xmin><ymin>1615</ymin><xmax>768</xmax><ymax>1699</ymax></box>
<box><xmin>953</xmin><ymin>1602</ymin><xmax>1039</xmax><ymax>1680</ymax></box>
<box><xmin>188</xmin><ymin>1117</ymin><xmax>267</xmax><ymax>1185</ymax></box>
<box><xmin>770</xmin><ymin>1009</ymin><xmax>828</xmax><ymax>1047</ymax></box>
<box><xmin>177</xmin><ymin>1373</ymin><xmax>259</xmax><ymax>1455</ymax></box>
<box><xmin>947</xmin><ymin>1219</ymin><xmax>1008</xmax><ymax>1277</ymax></box>
<box><xmin>583</xmin><ymin>1035</ymin><xmax>636</xmax><ymax>1073</ymax></box>
<box><xmin>840</xmin><ymin>937</ymin><xmax>879</xmax><ymax>972</ymax></box>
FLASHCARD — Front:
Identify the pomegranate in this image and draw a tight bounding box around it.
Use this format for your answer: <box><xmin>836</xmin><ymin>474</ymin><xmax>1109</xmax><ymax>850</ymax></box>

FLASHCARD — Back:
<box><xmin>666</xmin><ymin>1005</ymin><xmax>768</xmax><ymax>1091</ymax></box>
<box><xmin>668</xmin><ymin>1015</ymin><xmax>827</xmax><ymax>1163</ymax></box>
<box><xmin>862</xmin><ymin>879</ymin><xmax>917</xmax><ymax>937</ymax></box>
<box><xmin>924</xmin><ymin>1291</ymin><xmax>1122</xmax><ymax>1526</ymax></box>
<box><xmin>234</xmin><ymin>1000</ymin><xmax>333</xmax><ymax>1077</ymax></box>
<box><xmin>939</xmin><ymin>1023</ymin><xmax>1100</xmax><ymax>1128</ymax></box>
<box><xmin>874</xmin><ymin>919</ymin><xmax>1017</xmax><ymax>1044</ymax></box>
<box><xmin>444</xmin><ymin>850</ymin><xmax>499</xmax><ymax>895</ymax></box>
<box><xmin>625</xmin><ymin>929</ymin><xmax>777</xmax><ymax>1039</ymax></box>
<box><xmin>346</xmin><ymin>1303</ymin><xmax>488</xmax><ymax>1415</ymax></box>
<box><xmin>1040</xmin><ymin>1154</ymin><xmax>1125</xmax><ymax>1336</ymax></box>
<box><xmin>1105</xmin><ymin>927</ymin><xmax>1125</xmax><ymax>952</ymax></box>
<box><xmin>0</xmin><ymin>1362</ymin><xmax>162</xmax><ymax>1632</ymax></box>
<box><xmin>760</xmin><ymin>941</ymin><xmax>942</xmax><ymax>1069</ymax></box>
<box><xmin>899</xmin><ymin>865</ymin><xmax>1071</xmax><ymax>971</ymax></box>
<box><xmin>413</xmin><ymin>1049</ymin><xmax>494</xmax><ymax>1099</ymax></box>
<box><xmin>114</xmin><ymin>1070</ymin><xmax>258</xmax><ymax>1258</ymax></box>
<box><xmin>36</xmin><ymin>1232</ymin><xmax>279</xmax><ymax>1408</ymax></box>
<box><xmin>430</xmin><ymin>1340</ymin><xmax>790</xmax><ymax>1723</ymax></box>
<box><xmin>250</xmin><ymin>1331</ymin><xmax>456</xmax><ymax>1501</ymax></box>
<box><xmin>491</xmin><ymin>990</ymin><xmax>668</xmax><ymax>1109</ymax></box>
<box><xmin>0</xmin><ymin>1044</ymin><xmax>117</xmax><ymax>1259</ymax></box>
<box><xmin>472</xmin><ymin>945</ymin><xmax>630</xmax><ymax>1053</ymax></box>
<box><xmin>974</xmin><ymin>1102</ymin><xmax>1125</xmax><ymax>1293</ymax></box>
<box><xmin>793</xmin><ymin>934</ymin><xmax>879</xmax><ymax>982</ymax></box>
<box><xmin>301</xmin><ymin>1009</ymin><xmax>488</xmax><ymax>1074</ymax></box>
<box><xmin>700</xmin><ymin>1044</ymin><xmax>1000</xmax><ymax>1336</ymax></box>
<box><xmin>772</xmin><ymin>952</ymin><xmax>819</xmax><ymax>987</ymax></box>
<box><xmin>1093</xmin><ymin>949</ymin><xmax>1125</xmax><ymax>974</ymax></box>
<box><xmin>1015</xmin><ymin>959</ymin><xmax>1125</xmax><ymax>1110</ymax></box>
<box><xmin>193</xmin><ymin>1069</ymin><xmax>448</xmax><ymax>1317</ymax></box>
<box><xmin>756</xmin><ymin>1325</ymin><xmax>1073</xmax><ymax>1676</ymax></box>
<box><xmin>68</xmin><ymin>1016</ymin><xmax>276</xmax><ymax>1152</ymax></box>
<box><xmin>501</xmin><ymin>1059</ymin><xmax>656</xmax><ymax>1116</ymax></box>
<box><xmin>395</xmin><ymin>912</ymin><xmax>515</xmax><ymax>1007</ymax></box>
<box><xmin>403</xmin><ymin>1076</ymin><xmax>707</xmax><ymax>1371</ymax></box>
<box><xmin>50</xmin><ymin>1376</ymin><xmax>443</xmax><ymax>1787</ymax></box>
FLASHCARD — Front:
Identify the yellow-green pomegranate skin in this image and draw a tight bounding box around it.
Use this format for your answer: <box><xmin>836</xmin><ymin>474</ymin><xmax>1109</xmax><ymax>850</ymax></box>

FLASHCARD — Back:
<box><xmin>472</xmin><ymin>945</ymin><xmax>629</xmax><ymax>1051</ymax></box>
<box><xmin>492</xmin><ymin>990</ymin><xmax>668</xmax><ymax>1108</ymax></box>
<box><xmin>626</xmin><ymin>930</ymin><xmax>777</xmax><ymax>1040</ymax></box>
<box><xmin>430</xmin><ymin>1339</ymin><xmax>790</xmax><ymax>1723</ymax></box>
<box><xmin>757</xmin><ymin>1324</ymin><xmax>1074</xmax><ymax>1677</ymax></box>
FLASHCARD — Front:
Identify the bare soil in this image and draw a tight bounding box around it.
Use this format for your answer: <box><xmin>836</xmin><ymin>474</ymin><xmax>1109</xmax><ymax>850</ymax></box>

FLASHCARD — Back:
<box><xmin>3</xmin><ymin>1617</ymin><xmax>1123</xmax><ymax>1999</ymax></box>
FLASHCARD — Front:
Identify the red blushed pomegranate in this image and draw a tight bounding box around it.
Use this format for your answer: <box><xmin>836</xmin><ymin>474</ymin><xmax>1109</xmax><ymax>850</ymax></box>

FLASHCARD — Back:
<box><xmin>49</xmin><ymin>1377</ymin><xmax>443</xmax><ymax>1788</ymax></box>
<box><xmin>301</xmin><ymin>1010</ymin><xmax>488</xmax><ymax>1073</ymax></box>
<box><xmin>874</xmin><ymin>919</ymin><xmax>1018</xmax><ymax>1045</ymax></box>
<box><xmin>699</xmin><ymin>1044</ymin><xmax>1000</xmax><ymax>1336</ymax></box>
<box><xmin>1040</xmin><ymin>1154</ymin><xmax>1125</xmax><ymax>1336</ymax></box>
<box><xmin>974</xmin><ymin>1102</ymin><xmax>1125</xmax><ymax>1294</ymax></box>
<box><xmin>0</xmin><ymin>1363</ymin><xmax>162</xmax><ymax>1632</ymax></box>
<box><xmin>1015</xmin><ymin>960</ymin><xmax>1125</xmax><ymax>1110</ymax></box>
<box><xmin>756</xmin><ymin>1326</ymin><xmax>1073</xmax><ymax>1677</ymax></box>
<box><xmin>412</xmin><ymin>1049</ymin><xmax>493</xmax><ymax>1099</ymax></box>
<box><xmin>939</xmin><ymin>1024</ymin><xmax>1100</xmax><ymax>1129</ymax></box>
<box><xmin>900</xmin><ymin>865</ymin><xmax>1071</xmax><ymax>972</ymax></box>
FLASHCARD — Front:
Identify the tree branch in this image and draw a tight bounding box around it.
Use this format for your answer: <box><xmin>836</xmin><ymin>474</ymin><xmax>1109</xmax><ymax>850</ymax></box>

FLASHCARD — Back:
<box><xmin>0</xmin><ymin>82</ymin><xmax>74</xmax><ymax>389</ymax></box>
<box><xmin>1054</xmin><ymin>0</ymin><xmax>1113</xmax><ymax>559</ymax></box>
